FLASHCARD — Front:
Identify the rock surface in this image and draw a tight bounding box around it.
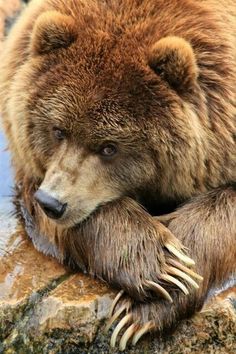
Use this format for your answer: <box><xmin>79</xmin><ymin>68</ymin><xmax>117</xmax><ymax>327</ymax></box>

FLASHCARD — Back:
<box><xmin>0</xmin><ymin>2</ymin><xmax>236</xmax><ymax>353</ymax></box>
<box><xmin>0</xmin><ymin>202</ymin><xmax>115</xmax><ymax>353</ymax></box>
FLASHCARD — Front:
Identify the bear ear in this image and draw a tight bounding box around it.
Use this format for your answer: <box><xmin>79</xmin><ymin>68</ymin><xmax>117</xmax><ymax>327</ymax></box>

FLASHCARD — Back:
<box><xmin>31</xmin><ymin>11</ymin><xmax>77</xmax><ymax>55</ymax></box>
<box><xmin>148</xmin><ymin>36</ymin><xmax>198</xmax><ymax>93</ymax></box>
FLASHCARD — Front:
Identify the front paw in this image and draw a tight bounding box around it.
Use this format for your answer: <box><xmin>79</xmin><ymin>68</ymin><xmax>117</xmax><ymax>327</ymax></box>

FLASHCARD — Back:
<box><xmin>105</xmin><ymin>223</ymin><xmax>203</xmax><ymax>350</ymax></box>
<box><xmin>107</xmin><ymin>297</ymin><xmax>192</xmax><ymax>351</ymax></box>
<box><xmin>106</xmin><ymin>279</ymin><xmax>201</xmax><ymax>351</ymax></box>
<box><xmin>111</xmin><ymin>218</ymin><xmax>202</xmax><ymax>302</ymax></box>
<box><xmin>105</xmin><ymin>296</ymin><xmax>156</xmax><ymax>350</ymax></box>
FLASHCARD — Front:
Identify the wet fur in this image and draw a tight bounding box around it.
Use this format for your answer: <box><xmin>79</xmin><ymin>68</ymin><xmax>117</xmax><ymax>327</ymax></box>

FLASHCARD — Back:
<box><xmin>0</xmin><ymin>0</ymin><xmax>236</xmax><ymax>342</ymax></box>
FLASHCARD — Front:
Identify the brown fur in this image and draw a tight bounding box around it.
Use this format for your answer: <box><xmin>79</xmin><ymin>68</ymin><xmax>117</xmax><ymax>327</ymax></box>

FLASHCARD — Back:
<box><xmin>0</xmin><ymin>0</ymin><xmax>235</xmax><ymax>345</ymax></box>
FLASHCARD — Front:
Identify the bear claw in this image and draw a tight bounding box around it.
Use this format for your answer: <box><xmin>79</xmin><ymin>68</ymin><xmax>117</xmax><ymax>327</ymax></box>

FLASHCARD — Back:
<box><xmin>161</xmin><ymin>274</ymin><xmax>189</xmax><ymax>295</ymax></box>
<box><xmin>119</xmin><ymin>322</ymin><xmax>139</xmax><ymax>351</ymax></box>
<box><xmin>108</xmin><ymin>289</ymin><xmax>124</xmax><ymax>317</ymax></box>
<box><xmin>132</xmin><ymin>321</ymin><xmax>155</xmax><ymax>346</ymax></box>
<box><xmin>110</xmin><ymin>313</ymin><xmax>133</xmax><ymax>348</ymax></box>
<box><xmin>167</xmin><ymin>266</ymin><xmax>199</xmax><ymax>289</ymax></box>
<box><xmin>105</xmin><ymin>300</ymin><xmax>131</xmax><ymax>333</ymax></box>
<box><xmin>144</xmin><ymin>280</ymin><xmax>173</xmax><ymax>302</ymax></box>
<box><xmin>167</xmin><ymin>258</ymin><xmax>203</xmax><ymax>281</ymax></box>
<box><xmin>111</xmin><ymin>314</ymin><xmax>155</xmax><ymax>350</ymax></box>
<box><xmin>165</xmin><ymin>243</ymin><xmax>195</xmax><ymax>266</ymax></box>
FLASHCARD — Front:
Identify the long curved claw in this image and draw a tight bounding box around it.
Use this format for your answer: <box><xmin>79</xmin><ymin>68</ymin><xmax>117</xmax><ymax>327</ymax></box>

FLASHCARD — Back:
<box><xmin>144</xmin><ymin>280</ymin><xmax>173</xmax><ymax>303</ymax></box>
<box><xmin>108</xmin><ymin>290</ymin><xmax>124</xmax><ymax>317</ymax></box>
<box><xmin>165</xmin><ymin>243</ymin><xmax>195</xmax><ymax>266</ymax></box>
<box><xmin>132</xmin><ymin>321</ymin><xmax>155</xmax><ymax>346</ymax></box>
<box><xmin>161</xmin><ymin>274</ymin><xmax>189</xmax><ymax>295</ymax></box>
<box><xmin>110</xmin><ymin>313</ymin><xmax>133</xmax><ymax>348</ymax></box>
<box><xmin>167</xmin><ymin>258</ymin><xmax>203</xmax><ymax>281</ymax></box>
<box><xmin>105</xmin><ymin>301</ymin><xmax>130</xmax><ymax>333</ymax></box>
<box><xmin>119</xmin><ymin>323</ymin><xmax>139</xmax><ymax>351</ymax></box>
<box><xmin>167</xmin><ymin>266</ymin><xmax>199</xmax><ymax>289</ymax></box>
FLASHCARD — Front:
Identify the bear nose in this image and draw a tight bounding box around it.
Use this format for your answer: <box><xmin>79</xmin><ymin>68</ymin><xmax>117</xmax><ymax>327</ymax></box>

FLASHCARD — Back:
<box><xmin>34</xmin><ymin>190</ymin><xmax>67</xmax><ymax>219</ymax></box>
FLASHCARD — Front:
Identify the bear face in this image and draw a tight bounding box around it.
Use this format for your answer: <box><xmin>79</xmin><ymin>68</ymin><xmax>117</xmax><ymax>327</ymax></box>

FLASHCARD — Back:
<box><xmin>9</xmin><ymin>10</ymin><xmax>207</xmax><ymax>227</ymax></box>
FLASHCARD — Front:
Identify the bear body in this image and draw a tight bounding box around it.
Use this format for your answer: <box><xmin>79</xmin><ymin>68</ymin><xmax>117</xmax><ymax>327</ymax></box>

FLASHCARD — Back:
<box><xmin>0</xmin><ymin>0</ymin><xmax>235</xmax><ymax>349</ymax></box>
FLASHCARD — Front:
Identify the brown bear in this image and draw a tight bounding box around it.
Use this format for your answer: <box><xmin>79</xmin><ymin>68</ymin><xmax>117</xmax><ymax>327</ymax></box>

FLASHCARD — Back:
<box><xmin>0</xmin><ymin>0</ymin><xmax>235</xmax><ymax>350</ymax></box>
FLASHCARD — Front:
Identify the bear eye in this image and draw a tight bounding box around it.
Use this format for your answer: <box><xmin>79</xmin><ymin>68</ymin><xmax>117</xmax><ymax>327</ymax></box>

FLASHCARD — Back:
<box><xmin>99</xmin><ymin>143</ymin><xmax>117</xmax><ymax>158</ymax></box>
<box><xmin>53</xmin><ymin>127</ymin><xmax>66</xmax><ymax>141</ymax></box>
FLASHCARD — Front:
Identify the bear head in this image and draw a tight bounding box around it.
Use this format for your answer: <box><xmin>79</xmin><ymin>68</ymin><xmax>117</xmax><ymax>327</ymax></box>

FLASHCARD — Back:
<box><xmin>13</xmin><ymin>10</ymin><xmax>206</xmax><ymax>227</ymax></box>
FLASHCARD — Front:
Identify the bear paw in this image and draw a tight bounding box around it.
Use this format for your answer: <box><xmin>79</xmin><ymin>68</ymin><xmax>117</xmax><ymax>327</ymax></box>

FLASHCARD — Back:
<box><xmin>105</xmin><ymin>243</ymin><xmax>202</xmax><ymax>350</ymax></box>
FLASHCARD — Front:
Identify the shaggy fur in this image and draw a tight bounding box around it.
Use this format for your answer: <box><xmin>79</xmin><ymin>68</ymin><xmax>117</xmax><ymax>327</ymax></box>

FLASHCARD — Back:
<box><xmin>0</xmin><ymin>0</ymin><xmax>235</xmax><ymax>348</ymax></box>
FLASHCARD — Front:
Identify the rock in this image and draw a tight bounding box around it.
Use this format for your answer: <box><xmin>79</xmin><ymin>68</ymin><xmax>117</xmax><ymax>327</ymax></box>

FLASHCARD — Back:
<box><xmin>0</xmin><ymin>205</ymin><xmax>115</xmax><ymax>353</ymax></box>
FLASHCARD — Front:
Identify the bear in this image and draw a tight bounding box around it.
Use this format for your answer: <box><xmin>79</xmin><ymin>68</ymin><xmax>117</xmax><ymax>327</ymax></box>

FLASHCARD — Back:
<box><xmin>0</xmin><ymin>0</ymin><xmax>235</xmax><ymax>350</ymax></box>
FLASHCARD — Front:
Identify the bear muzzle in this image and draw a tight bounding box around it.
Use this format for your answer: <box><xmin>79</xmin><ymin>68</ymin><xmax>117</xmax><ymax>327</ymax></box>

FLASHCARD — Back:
<box><xmin>34</xmin><ymin>189</ymin><xmax>67</xmax><ymax>220</ymax></box>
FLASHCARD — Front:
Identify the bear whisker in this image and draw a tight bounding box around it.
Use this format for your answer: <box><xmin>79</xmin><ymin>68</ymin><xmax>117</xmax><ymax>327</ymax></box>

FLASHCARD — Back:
<box><xmin>144</xmin><ymin>280</ymin><xmax>173</xmax><ymax>303</ymax></box>
<box><xmin>110</xmin><ymin>313</ymin><xmax>133</xmax><ymax>348</ymax></box>
<box><xmin>161</xmin><ymin>274</ymin><xmax>189</xmax><ymax>295</ymax></box>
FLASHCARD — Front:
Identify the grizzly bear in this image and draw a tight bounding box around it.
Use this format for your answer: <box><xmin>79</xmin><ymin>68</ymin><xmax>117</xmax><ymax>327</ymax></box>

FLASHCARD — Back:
<box><xmin>0</xmin><ymin>0</ymin><xmax>235</xmax><ymax>350</ymax></box>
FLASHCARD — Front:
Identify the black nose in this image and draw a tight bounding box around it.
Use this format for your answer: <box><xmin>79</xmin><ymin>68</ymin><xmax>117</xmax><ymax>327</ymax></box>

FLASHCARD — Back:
<box><xmin>34</xmin><ymin>190</ymin><xmax>67</xmax><ymax>219</ymax></box>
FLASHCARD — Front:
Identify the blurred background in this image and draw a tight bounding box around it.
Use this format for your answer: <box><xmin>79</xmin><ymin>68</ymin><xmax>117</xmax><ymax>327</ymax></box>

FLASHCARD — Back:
<box><xmin>0</xmin><ymin>1</ymin><xmax>28</xmax><ymax>207</ymax></box>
